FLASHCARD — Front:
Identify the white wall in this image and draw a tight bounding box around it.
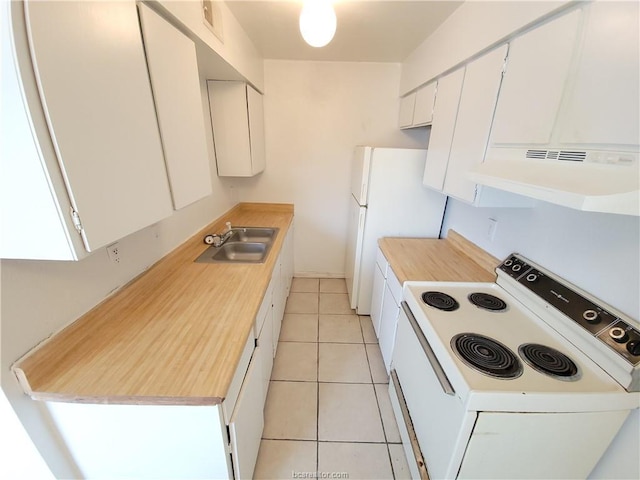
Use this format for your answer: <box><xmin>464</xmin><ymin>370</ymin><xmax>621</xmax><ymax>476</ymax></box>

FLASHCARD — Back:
<box><xmin>0</xmin><ymin>76</ymin><xmax>236</xmax><ymax>477</ymax></box>
<box><xmin>441</xmin><ymin>198</ymin><xmax>640</xmax><ymax>479</ymax></box>
<box><xmin>230</xmin><ymin>60</ymin><xmax>429</xmax><ymax>276</ymax></box>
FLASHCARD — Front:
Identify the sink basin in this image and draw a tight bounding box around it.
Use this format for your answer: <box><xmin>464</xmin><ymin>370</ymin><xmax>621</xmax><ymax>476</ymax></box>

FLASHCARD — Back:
<box><xmin>195</xmin><ymin>242</ymin><xmax>270</xmax><ymax>264</ymax></box>
<box><xmin>195</xmin><ymin>226</ymin><xmax>278</xmax><ymax>264</ymax></box>
<box><xmin>231</xmin><ymin>227</ymin><xmax>278</xmax><ymax>243</ymax></box>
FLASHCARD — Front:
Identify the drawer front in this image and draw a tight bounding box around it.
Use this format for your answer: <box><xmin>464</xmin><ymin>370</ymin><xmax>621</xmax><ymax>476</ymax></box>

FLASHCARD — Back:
<box><xmin>375</xmin><ymin>247</ymin><xmax>389</xmax><ymax>278</ymax></box>
<box><xmin>387</xmin><ymin>268</ymin><xmax>402</xmax><ymax>303</ymax></box>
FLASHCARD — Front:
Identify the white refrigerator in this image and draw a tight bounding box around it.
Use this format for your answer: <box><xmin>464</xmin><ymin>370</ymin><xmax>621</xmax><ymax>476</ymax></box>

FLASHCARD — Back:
<box><xmin>345</xmin><ymin>146</ymin><xmax>447</xmax><ymax>314</ymax></box>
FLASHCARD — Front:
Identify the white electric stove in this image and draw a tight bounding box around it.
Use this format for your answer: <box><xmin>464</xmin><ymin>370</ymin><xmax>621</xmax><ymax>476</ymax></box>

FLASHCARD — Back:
<box><xmin>389</xmin><ymin>253</ymin><xmax>640</xmax><ymax>480</ymax></box>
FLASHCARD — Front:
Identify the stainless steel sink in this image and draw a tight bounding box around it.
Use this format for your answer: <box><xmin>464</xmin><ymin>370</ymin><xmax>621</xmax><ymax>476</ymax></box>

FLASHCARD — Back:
<box><xmin>195</xmin><ymin>226</ymin><xmax>279</xmax><ymax>264</ymax></box>
<box><xmin>231</xmin><ymin>227</ymin><xmax>278</xmax><ymax>243</ymax></box>
<box><xmin>196</xmin><ymin>242</ymin><xmax>271</xmax><ymax>264</ymax></box>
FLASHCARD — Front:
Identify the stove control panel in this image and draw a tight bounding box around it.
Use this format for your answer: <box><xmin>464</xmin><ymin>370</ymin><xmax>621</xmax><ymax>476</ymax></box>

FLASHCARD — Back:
<box><xmin>499</xmin><ymin>256</ymin><xmax>530</xmax><ymax>278</ymax></box>
<box><xmin>498</xmin><ymin>254</ymin><xmax>640</xmax><ymax>367</ymax></box>
<box><xmin>599</xmin><ymin>321</ymin><xmax>640</xmax><ymax>365</ymax></box>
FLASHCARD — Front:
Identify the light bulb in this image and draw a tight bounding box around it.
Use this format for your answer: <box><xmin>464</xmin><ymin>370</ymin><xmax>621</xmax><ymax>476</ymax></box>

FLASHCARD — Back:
<box><xmin>299</xmin><ymin>0</ymin><xmax>336</xmax><ymax>48</ymax></box>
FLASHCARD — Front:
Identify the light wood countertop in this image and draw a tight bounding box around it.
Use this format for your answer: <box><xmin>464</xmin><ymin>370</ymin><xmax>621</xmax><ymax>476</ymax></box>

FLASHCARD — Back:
<box><xmin>13</xmin><ymin>203</ymin><xmax>294</xmax><ymax>405</ymax></box>
<box><xmin>379</xmin><ymin>230</ymin><xmax>499</xmax><ymax>283</ymax></box>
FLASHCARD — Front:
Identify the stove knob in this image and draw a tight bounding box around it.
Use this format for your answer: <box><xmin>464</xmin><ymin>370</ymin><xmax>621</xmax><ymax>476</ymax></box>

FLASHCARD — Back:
<box><xmin>609</xmin><ymin>327</ymin><xmax>629</xmax><ymax>344</ymax></box>
<box><xmin>526</xmin><ymin>273</ymin><xmax>538</xmax><ymax>283</ymax></box>
<box><xmin>512</xmin><ymin>264</ymin><xmax>522</xmax><ymax>272</ymax></box>
<box><xmin>582</xmin><ymin>310</ymin><xmax>601</xmax><ymax>324</ymax></box>
<box><xmin>504</xmin><ymin>259</ymin><xmax>513</xmax><ymax>267</ymax></box>
<box><xmin>627</xmin><ymin>341</ymin><xmax>640</xmax><ymax>356</ymax></box>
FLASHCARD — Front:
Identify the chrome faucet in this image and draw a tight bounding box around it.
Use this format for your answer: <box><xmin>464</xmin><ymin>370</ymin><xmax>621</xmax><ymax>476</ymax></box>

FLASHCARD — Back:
<box><xmin>204</xmin><ymin>222</ymin><xmax>235</xmax><ymax>247</ymax></box>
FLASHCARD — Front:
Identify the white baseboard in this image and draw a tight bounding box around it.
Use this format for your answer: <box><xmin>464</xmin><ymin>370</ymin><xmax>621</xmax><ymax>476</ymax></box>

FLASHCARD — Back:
<box><xmin>293</xmin><ymin>272</ymin><xmax>345</xmax><ymax>279</ymax></box>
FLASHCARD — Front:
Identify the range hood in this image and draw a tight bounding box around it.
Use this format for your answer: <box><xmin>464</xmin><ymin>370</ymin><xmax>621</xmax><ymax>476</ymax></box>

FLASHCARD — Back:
<box><xmin>469</xmin><ymin>148</ymin><xmax>639</xmax><ymax>216</ymax></box>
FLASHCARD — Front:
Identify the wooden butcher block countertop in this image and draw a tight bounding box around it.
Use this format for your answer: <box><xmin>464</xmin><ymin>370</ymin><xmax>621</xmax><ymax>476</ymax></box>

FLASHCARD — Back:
<box><xmin>379</xmin><ymin>230</ymin><xmax>499</xmax><ymax>283</ymax></box>
<box><xmin>13</xmin><ymin>203</ymin><xmax>294</xmax><ymax>406</ymax></box>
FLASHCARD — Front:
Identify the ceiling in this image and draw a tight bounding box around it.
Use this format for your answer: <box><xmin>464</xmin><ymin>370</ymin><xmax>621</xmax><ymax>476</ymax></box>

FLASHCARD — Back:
<box><xmin>225</xmin><ymin>1</ymin><xmax>463</xmax><ymax>62</ymax></box>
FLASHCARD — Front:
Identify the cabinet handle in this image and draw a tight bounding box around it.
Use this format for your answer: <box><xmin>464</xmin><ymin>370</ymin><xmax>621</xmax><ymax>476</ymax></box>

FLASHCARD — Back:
<box><xmin>390</xmin><ymin>369</ymin><xmax>430</xmax><ymax>480</ymax></box>
<box><xmin>401</xmin><ymin>302</ymin><xmax>455</xmax><ymax>396</ymax></box>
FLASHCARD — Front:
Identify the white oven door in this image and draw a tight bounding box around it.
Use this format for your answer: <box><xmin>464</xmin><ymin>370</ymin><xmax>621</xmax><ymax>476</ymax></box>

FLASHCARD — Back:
<box><xmin>390</xmin><ymin>302</ymin><xmax>476</xmax><ymax>479</ymax></box>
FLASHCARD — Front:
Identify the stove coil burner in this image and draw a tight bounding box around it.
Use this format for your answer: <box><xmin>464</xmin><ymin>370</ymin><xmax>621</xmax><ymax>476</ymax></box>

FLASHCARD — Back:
<box><xmin>518</xmin><ymin>344</ymin><xmax>580</xmax><ymax>381</ymax></box>
<box><xmin>421</xmin><ymin>291</ymin><xmax>460</xmax><ymax>311</ymax></box>
<box><xmin>468</xmin><ymin>292</ymin><xmax>508</xmax><ymax>312</ymax></box>
<box><xmin>452</xmin><ymin>333</ymin><xmax>523</xmax><ymax>379</ymax></box>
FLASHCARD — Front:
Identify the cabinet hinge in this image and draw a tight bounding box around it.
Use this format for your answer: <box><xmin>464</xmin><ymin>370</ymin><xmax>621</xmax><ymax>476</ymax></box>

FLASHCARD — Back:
<box><xmin>70</xmin><ymin>208</ymin><xmax>83</xmax><ymax>234</ymax></box>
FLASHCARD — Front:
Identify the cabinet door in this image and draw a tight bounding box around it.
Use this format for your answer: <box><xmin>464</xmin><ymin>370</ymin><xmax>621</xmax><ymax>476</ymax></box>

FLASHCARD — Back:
<box><xmin>257</xmin><ymin>305</ymin><xmax>274</xmax><ymax>404</ymax></box>
<box><xmin>247</xmin><ymin>86</ymin><xmax>266</xmax><ymax>175</ymax></box>
<box><xmin>229</xmin><ymin>351</ymin><xmax>264</xmax><ymax>480</ymax></box>
<box><xmin>138</xmin><ymin>4</ymin><xmax>212</xmax><ymax>210</ymax></box>
<box><xmin>379</xmin><ymin>273</ymin><xmax>401</xmax><ymax>373</ymax></box>
<box><xmin>557</xmin><ymin>2</ymin><xmax>639</xmax><ymax>147</ymax></box>
<box><xmin>24</xmin><ymin>0</ymin><xmax>173</xmax><ymax>252</ymax></box>
<box><xmin>282</xmin><ymin>225</ymin><xmax>294</xmax><ymax>298</ymax></box>
<box><xmin>207</xmin><ymin>81</ymin><xmax>252</xmax><ymax>176</ymax></box>
<box><xmin>490</xmin><ymin>10</ymin><xmax>581</xmax><ymax>145</ymax></box>
<box><xmin>272</xmin><ymin>261</ymin><xmax>285</xmax><ymax>356</ymax></box>
<box><xmin>443</xmin><ymin>45</ymin><xmax>508</xmax><ymax>203</ymax></box>
<box><xmin>423</xmin><ymin>69</ymin><xmax>465</xmax><ymax>191</ymax></box>
<box><xmin>398</xmin><ymin>93</ymin><xmax>416</xmax><ymax>128</ymax></box>
<box><xmin>413</xmin><ymin>82</ymin><xmax>437</xmax><ymax>126</ymax></box>
<box><xmin>370</xmin><ymin>261</ymin><xmax>386</xmax><ymax>338</ymax></box>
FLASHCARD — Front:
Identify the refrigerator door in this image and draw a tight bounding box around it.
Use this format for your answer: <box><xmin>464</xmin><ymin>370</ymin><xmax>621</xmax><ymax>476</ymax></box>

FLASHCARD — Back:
<box><xmin>351</xmin><ymin>146</ymin><xmax>372</xmax><ymax>205</ymax></box>
<box><xmin>345</xmin><ymin>197</ymin><xmax>367</xmax><ymax>309</ymax></box>
<box><xmin>354</xmin><ymin>148</ymin><xmax>447</xmax><ymax>314</ymax></box>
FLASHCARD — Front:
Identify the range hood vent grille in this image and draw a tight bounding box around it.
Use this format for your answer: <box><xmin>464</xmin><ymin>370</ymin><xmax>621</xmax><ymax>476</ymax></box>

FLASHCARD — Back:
<box><xmin>526</xmin><ymin>149</ymin><xmax>587</xmax><ymax>162</ymax></box>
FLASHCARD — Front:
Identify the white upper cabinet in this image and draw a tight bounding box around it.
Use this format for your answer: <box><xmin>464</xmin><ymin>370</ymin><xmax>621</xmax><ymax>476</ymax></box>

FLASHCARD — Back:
<box><xmin>138</xmin><ymin>4</ymin><xmax>212</xmax><ymax>210</ymax></box>
<box><xmin>398</xmin><ymin>92</ymin><xmax>416</xmax><ymax>128</ymax></box>
<box><xmin>398</xmin><ymin>81</ymin><xmax>436</xmax><ymax>128</ymax></box>
<box><xmin>474</xmin><ymin>3</ymin><xmax>639</xmax><ymax>215</ymax></box>
<box><xmin>422</xmin><ymin>47</ymin><xmax>534</xmax><ymax>208</ymax></box>
<box><xmin>490</xmin><ymin>10</ymin><xmax>581</xmax><ymax>146</ymax></box>
<box><xmin>2</xmin><ymin>1</ymin><xmax>173</xmax><ymax>260</ymax></box>
<box><xmin>207</xmin><ymin>81</ymin><xmax>266</xmax><ymax>177</ymax></box>
<box><xmin>491</xmin><ymin>2</ymin><xmax>639</xmax><ymax>151</ymax></box>
<box><xmin>443</xmin><ymin>46</ymin><xmax>508</xmax><ymax>203</ymax></box>
<box><xmin>247</xmin><ymin>85</ymin><xmax>267</xmax><ymax>175</ymax></box>
<box><xmin>413</xmin><ymin>82</ymin><xmax>437</xmax><ymax>126</ymax></box>
<box><xmin>557</xmin><ymin>1</ymin><xmax>639</xmax><ymax>147</ymax></box>
<box><xmin>422</xmin><ymin>69</ymin><xmax>464</xmax><ymax>191</ymax></box>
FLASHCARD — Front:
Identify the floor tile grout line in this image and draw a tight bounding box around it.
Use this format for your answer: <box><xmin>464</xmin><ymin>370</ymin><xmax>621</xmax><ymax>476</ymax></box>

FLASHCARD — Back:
<box><xmin>271</xmin><ymin>279</ymin><xmax>401</xmax><ymax>476</ymax></box>
<box><xmin>387</xmin><ymin>442</ymin><xmax>398</xmax><ymax>480</ymax></box>
<box><xmin>260</xmin><ymin>437</ymin><xmax>399</xmax><ymax>446</ymax></box>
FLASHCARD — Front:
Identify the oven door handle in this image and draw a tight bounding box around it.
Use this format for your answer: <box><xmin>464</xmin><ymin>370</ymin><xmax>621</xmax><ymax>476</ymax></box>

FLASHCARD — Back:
<box><xmin>401</xmin><ymin>301</ymin><xmax>455</xmax><ymax>396</ymax></box>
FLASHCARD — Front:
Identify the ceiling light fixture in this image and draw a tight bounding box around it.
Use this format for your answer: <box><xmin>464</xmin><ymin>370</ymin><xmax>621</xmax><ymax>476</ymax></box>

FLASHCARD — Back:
<box><xmin>299</xmin><ymin>0</ymin><xmax>337</xmax><ymax>48</ymax></box>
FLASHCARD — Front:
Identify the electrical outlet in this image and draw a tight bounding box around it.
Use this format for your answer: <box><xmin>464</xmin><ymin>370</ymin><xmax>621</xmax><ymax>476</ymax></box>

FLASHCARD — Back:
<box><xmin>107</xmin><ymin>242</ymin><xmax>120</xmax><ymax>264</ymax></box>
<box><xmin>487</xmin><ymin>218</ymin><xmax>498</xmax><ymax>242</ymax></box>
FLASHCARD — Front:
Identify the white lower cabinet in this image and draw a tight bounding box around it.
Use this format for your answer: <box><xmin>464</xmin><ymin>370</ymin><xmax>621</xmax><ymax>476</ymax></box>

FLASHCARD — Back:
<box><xmin>229</xmin><ymin>348</ymin><xmax>264</xmax><ymax>480</ymax></box>
<box><xmin>42</xmin><ymin>225</ymin><xmax>294</xmax><ymax>479</ymax></box>
<box><xmin>371</xmin><ymin>247</ymin><xmax>390</xmax><ymax>337</ymax></box>
<box><xmin>272</xmin><ymin>225</ymin><xmax>294</xmax><ymax>355</ymax></box>
<box><xmin>257</xmin><ymin>277</ymin><xmax>275</xmax><ymax>402</ymax></box>
<box><xmin>370</xmin><ymin>247</ymin><xmax>401</xmax><ymax>373</ymax></box>
<box><xmin>379</xmin><ymin>269</ymin><xmax>402</xmax><ymax>373</ymax></box>
<box><xmin>370</xmin><ymin>261</ymin><xmax>386</xmax><ymax>337</ymax></box>
<box><xmin>272</xmin><ymin>260</ymin><xmax>285</xmax><ymax>357</ymax></box>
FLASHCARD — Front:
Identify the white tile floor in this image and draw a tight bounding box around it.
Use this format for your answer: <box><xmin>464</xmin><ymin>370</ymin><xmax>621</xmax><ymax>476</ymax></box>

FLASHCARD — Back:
<box><xmin>254</xmin><ymin>278</ymin><xmax>411</xmax><ymax>480</ymax></box>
